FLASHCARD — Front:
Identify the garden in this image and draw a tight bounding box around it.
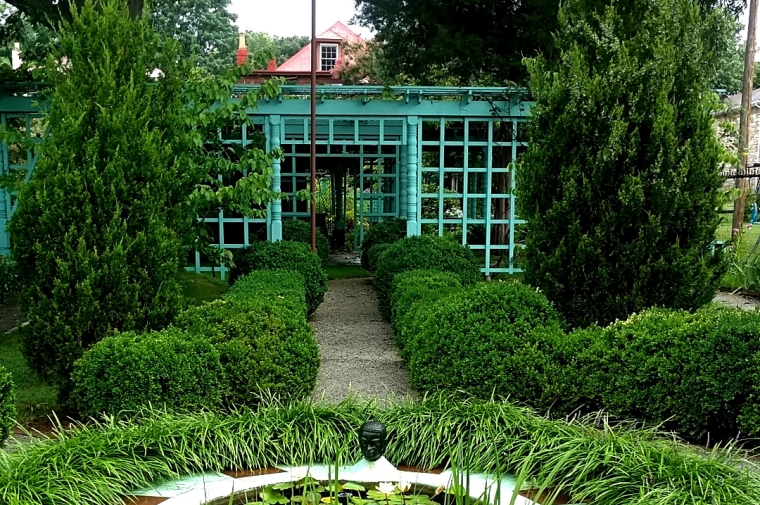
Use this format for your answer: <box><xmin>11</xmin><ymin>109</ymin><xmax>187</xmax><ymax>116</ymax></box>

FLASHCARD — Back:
<box><xmin>3</xmin><ymin>0</ymin><xmax>760</xmax><ymax>504</ymax></box>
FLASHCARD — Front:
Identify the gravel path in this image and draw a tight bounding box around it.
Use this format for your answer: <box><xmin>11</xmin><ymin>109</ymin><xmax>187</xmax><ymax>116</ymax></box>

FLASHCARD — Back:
<box><xmin>310</xmin><ymin>278</ymin><xmax>416</xmax><ymax>405</ymax></box>
<box><xmin>713</xmin><ymin>291</ymin><xmax>760</xmax><ymax>311</ymax></box>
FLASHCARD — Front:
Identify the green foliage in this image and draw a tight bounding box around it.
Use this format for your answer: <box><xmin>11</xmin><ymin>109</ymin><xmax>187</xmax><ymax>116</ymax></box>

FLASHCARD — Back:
<box><xmin>355</xmin><ymin>0</ymin><xmax>744</xmax><ymax>85</ymax></box>
<box><xmin>0</xmin><ymin>364</ymin><xmax>16</xmax><ymax>443</ymax></box>
<box><xmin>402</xmin><ymin>282</ymin><xmax>564</xmax><ymax>401</ymax></box>
<box><xmin>174</xmin><ymin>271</ymin><xmax>319</xmax><ymax>406</ymax></box>
<box><xmin>150</xmin><ymin>0</ymin><xmax>237</xmax><ymax>75</ymax></box>
<box><xmin>257</xmin><ymin>220</ymin><xmax>330</xmax><ymax>261</ymax></box>
<box><xmin>246</xmin><ymin>32</ymin><xmax>310</xmax><ymax>67</ymax></box>
<box><xmin>229</xmin><ymin>242</ymin><xmax>327</xmax><ymax>315</ymax></box>
<box><xmin>360</xmin><ymin>218</ymin><xmax>406</xmax><ymax>271</ymax></box>
<box><xmin>71</xmin><ymin>328</ymin><xmax>224</xmax><ymax>418</ymax></box>
<box><xmin>8</xmin><ymin>0</ymin><xmax>189</xmax><ymax>393</ymax></box>
<box><xmin>517</xmin><ymin>0</ymin><xmax>727</xmax><ymax>328</ymax></box>
<box><xmin>0</xmin><ymin>255</ymin><xmax>19</xmax><ymax>305</ymax></box>
<box><xmin>389</xmin><ymin>269</ymin><xmax>461</xmax><ymax>339</ymax></box>
<box><xmin>3</xmin><ymin>396</ymin><xmax>760</xmax><ymax>505</ymax></box>
<box><xmin>374</xmin><ymin>235</ymin><xmax>481</xmax><ymax>320</ymax></box>
<box><xmin>366</xmin><ymin>243</ymin><xmax>391</xmax><ymax>273</ymax></box>
<box><xmin>572</xmin><ymin>308</ymin><xmax>760</xmax><ymax>441</ymax></box>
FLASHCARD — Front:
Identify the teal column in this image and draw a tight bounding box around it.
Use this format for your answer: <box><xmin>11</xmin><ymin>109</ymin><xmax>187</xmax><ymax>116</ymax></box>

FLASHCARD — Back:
<box><xmin>406</xmin><ymin>117</ymin><xmax>419</xmax><ymax>235</ymax></box>
<box><xmin>399</xmin><ymin>145</ymin><xmax>408</xmax><ymax>218</ymax></box>
<box><xmin>269</xmin><ymin>115</ymin><xmax>283</xmax><ymax>241</ymax></box>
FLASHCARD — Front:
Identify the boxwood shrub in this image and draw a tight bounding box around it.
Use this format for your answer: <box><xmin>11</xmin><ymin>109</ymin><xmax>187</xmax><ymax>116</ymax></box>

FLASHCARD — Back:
<box><xmin>174</xmin><ymin>275</ymin><xmax>319</xmax><ymax>406</ymax></box>
<box><xmin>229</xmin><ymin>241</ymin><xmax>328</xmax><ymax>315</ymax></box>
<box><xmin>574</xmin><ymin>308</ymin><xmax>760</xmax><ymax>441</ymax></box>
<box><xmin>390</xmin><ymin>269</ymin><xmax>462</xmax><ymax>340</ymax></box>
<box><xmin>374</xmin><ymin>235</ymin><xmax>481</xmax><ymax>320</ymax></box>
<box><xmin>366</xmin><ymin>243</ymin><xmax>391</xmax><ymax>273</ymax></box>
<box><xmin>257</xmin><ymin>220</ymin><xmax>330</xmax><ymax>261</ymax></box>
<box><xmin>71</xmin><ymin>328</ymin><xmax>224</xmax><ymax>418</ymax></box>
<box><xmin>0</xmin><ymin>365</ymin><xmax>16</xmax><ymax>443</ymax></box>
<box><xmin>404</xmin><ymin>282</ymin><xmax>564</xmax><ymax>402</ymax></box>
<box><xmin>360</xmin><ymin>217</ymin><xmax>406</xmax><ymax>270</ymax></box>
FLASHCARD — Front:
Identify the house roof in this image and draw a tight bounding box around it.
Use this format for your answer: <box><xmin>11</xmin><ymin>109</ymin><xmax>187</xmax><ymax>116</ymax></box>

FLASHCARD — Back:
<box><xmin>725</xmin><ymin>89</ymin><xmax>760</xmax><ymax>108</ymax></box>
<box><xmin>277</xmin><ymin>21</ymin><xmax>363</xmax><ymax>72</ymax></box>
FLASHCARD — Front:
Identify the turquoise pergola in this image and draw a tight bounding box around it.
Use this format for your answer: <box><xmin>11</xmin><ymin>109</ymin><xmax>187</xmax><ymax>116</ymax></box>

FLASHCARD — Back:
<box><xmin>0</xmin><ymin>84</ymin><xmax>532</xmax><ymax>278</ymax></box>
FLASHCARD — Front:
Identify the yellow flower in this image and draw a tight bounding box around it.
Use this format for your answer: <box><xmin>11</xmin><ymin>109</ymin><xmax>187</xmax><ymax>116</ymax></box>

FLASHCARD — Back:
<box><xmin>376</xmin><ymin>482</ymin><xmax>396</xmax><ymax>496</ymax></box>
<box><xmin>433</xmin><ymin>485</ymin><xmax>445</xmax><ymax>496</ymax></box>
<box><xmin>321</xmin><ymin>498</ymin><xmax>332</xmax><ymax>504</ymax></box>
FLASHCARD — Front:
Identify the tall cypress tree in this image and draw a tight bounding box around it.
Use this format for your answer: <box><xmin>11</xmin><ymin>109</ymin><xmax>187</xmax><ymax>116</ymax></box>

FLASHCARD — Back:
<box><xmin>8</xmin><ymin>0</ymin><xmax>191</xmax><ymax>393</ymax></box>
<box><xmin>517</xmin><ymin>0</ymin><xmax>727</xmax><ymax>328</ymax></box>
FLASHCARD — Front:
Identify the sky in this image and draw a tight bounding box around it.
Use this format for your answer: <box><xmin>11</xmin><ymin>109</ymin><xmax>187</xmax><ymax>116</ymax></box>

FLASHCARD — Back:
<box><xmin>228</xmin><ymin>0</ymin><xmax>373</xmax><ymax>39</ymax></box>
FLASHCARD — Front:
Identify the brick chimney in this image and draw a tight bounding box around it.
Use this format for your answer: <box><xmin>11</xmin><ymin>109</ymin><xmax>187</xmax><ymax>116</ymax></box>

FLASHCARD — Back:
<box><xmin>236</xmin><ymin>32</ymin><xmax>249</xmax><ymax>66</ymax></box>
<box><xmin>267</xmin><ymin>58</ymin><xmax>276</xmax><ymax>71</ymax></box>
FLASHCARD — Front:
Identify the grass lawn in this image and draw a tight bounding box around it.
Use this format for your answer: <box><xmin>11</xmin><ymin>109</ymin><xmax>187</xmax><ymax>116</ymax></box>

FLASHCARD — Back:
<box><xmin>323</xmin><ymin>264</ymin><xmax>371</xmax><ymax>280</ymax></box>
<box><xmin>180</xmin><ymin>271</ymin><xmax>229</xmax><ymax>305</ymax></box>
<box><xmin>0</xmin><ymin>328</ymin><xmax>58</xmax><ymax>423</ymax></box>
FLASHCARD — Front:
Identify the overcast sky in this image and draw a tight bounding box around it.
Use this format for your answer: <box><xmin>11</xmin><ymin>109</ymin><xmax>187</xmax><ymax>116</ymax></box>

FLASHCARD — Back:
<box><xmin>228</xmin><ymin>0</ymin><xmax>373</xmax><ymax>38</ymax></box>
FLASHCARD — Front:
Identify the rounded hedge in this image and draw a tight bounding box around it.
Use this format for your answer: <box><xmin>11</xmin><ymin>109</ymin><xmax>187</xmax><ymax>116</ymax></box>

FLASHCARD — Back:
<box><xmin>229</xmin><ymin>241</ymin><xmax>328</xmax><ymax>315</ymax></box>
<box><xmin>575</xmin><ymin>308</ymin><xmax>760</xmax><ymax>441</ymax></box>
<box><xmin>390</xmin><ymin>269</ymin><xmax>462</xmax><ymax>339</ymax></box>
<box><xmin>0</xmin><ymin>365</ymin><xmax>16</xmax><ymax>443</ymax></box>
<box><xmin>366</xmin><ymin>243</ymin><xmax>392</xmax><ymax>273</ymax></box>
<box><xmin>374</xmin><ymin>235</ymin><xmax>481</xmax><ymax>320</ymax></box>
<box><xmin>174</xmin><ymin>297</ymin><xmax>319</xmax><ymax>406</ymax></box>
<box><xmin>257</xmin><ymin>220</ymin><xmax>330</xmax><ymax>262</ymax></box>
<box><xmin>404</xmin><ymin>281</ymin><xmax>564</xmax><ymax>401</ymax></box>
<box><xmin>360</xmin><ymin>218</ymin><xmax>406</xmax><ymax>271</ymax></box>
<box><xmin>71</xmin><ymin>328</ymin><xmax>224</xmax><ymax>418</ymax></box>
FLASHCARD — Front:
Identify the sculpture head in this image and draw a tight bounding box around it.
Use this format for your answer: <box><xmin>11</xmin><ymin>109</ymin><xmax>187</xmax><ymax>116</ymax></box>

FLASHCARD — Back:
<box><xmin>359</xmin><ymin>419</ymin><xmax>387</xmax><ymax>462</ymax></box>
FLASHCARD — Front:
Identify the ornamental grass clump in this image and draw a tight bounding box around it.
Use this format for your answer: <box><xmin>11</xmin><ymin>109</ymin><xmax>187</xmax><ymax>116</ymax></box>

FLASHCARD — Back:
<box><xmin>1</xmin><ymin>395</ymin><xmax>759</xmax><ymax>505</ymax></box>
<box><xmin>374</xmin><ymin>235</ymin><xmax>481</xmax><ymax>320</ymax></box>
<box><xmin>229</xmin><ymin>241</ymin><xmax>327</xmax><ymax>315</ymax></box>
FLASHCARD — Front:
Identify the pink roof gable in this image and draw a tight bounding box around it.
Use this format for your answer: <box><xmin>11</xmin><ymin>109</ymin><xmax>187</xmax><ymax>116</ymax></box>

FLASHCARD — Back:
<box><xmin>277</xmin><ymin>21</ymin><xmax>363</xmax><ymax>72</ymax></box>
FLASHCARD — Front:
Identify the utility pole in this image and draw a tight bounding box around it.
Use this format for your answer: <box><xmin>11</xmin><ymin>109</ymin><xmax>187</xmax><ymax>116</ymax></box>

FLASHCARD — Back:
<box><xmin>733</xmin><ymin>0</ymin><xmax>759</xmax><ymax>232</ymax></box>
<box><xmin>310</xmin><ymin>0</ymin><xmax>317</xmax><ymax>254</ymax></box>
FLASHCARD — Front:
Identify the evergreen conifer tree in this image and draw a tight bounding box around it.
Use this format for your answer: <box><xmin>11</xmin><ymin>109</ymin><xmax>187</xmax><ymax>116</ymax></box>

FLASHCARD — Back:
<box><xmin>517</xmin><ymin>0</ymin><xmax>727</xmax><ymax>328</ymax></box>
<box><xmin>8</xmin><ymin>0</ymin><xmax>191</xmax><ymax>393</ymax></box>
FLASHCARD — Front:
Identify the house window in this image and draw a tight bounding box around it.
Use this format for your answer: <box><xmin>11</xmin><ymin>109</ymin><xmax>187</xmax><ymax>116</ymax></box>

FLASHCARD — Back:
<box><xmin>321</xmin><ymin>44</ymin><xmax>338</xmax><ymax>71</ymax></box>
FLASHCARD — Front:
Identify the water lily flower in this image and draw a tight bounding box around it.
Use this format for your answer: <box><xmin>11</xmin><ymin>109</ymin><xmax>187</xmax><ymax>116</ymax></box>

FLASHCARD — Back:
<box><xmin>433</xmin><ymin>485</ymin><xmax>445</xmax><ymax>496</ymax></box>
<box><xmin>376</xmin><ymin>483</ymin><xmax>396</xmax><ymax>496</ymax></box>
<box><xmin>396</xmin><ymin>481</ymin><xmax>411</xmax><ymax>493</ymax></box>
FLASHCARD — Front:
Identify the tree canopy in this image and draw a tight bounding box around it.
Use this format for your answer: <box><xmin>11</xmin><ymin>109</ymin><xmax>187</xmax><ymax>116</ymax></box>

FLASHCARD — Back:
<box><xmin>354</xmin><ymin>0</ymin><xmax>748</xmax><ymax>85</ymax></box>
<box><xmin>246</xmin><ymin>32</ymin><xmax>309</xmax><ymax>68</ymax></box>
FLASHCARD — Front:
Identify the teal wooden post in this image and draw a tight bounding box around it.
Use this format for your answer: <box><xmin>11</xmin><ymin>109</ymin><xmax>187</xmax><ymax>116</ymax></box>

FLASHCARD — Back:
<box><xmin>269</xmin><ymin>115</ymin><xmax>283</xmax><ymax>241</ymax></box>
<box><xmin>399</xmin><ymin>145</ymin><xmax>407</xmax><ymax>218</ymax></box>
<box><xmin>0</xmin><ymin>115</ymin><xmax>8</xmax><ymax>256</ymax></box>
<box><xmin>406</xmin><ymin>117</ymin><xmax>419</xmax><ymax>235</ymax></box>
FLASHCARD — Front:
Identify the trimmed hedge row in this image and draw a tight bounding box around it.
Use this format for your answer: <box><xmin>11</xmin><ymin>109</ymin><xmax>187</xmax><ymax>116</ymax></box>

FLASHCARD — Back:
<box><xmin>390</xmin><ymin>270</ymin><xmax>760</xmax><ymax>441</ymax></box>
<box><xmin>257</xmin><ymin>220</ymin><xmax>330</xmax><ymax>262</ymax></box>
<box><xmin>0</xmin><ymin>365</ymin><xmax>16</xmax><ymax>443</ymax></box>
<box><xmin>72</xmin><ymin>271</ymin><xmax>320</xmax><ymax>417</ymax></box>
<box><xmin>374</xmin><ymin>235</ymin><xmax>482</xmax><ymax>320</ymax></box>
<box><xmin>366</xmin><ymin>243</ymin><xmax>391</xmax><ymax>273</ymax></box>
<box><xmin>360</xmin><ymin>217</ymin><xmax>406</xmax><ymax>271</ymax></box>
<box><xmin>229</xmin><ymin>241</ymin><xmax>327</xmax><ymax>315</ymax></box>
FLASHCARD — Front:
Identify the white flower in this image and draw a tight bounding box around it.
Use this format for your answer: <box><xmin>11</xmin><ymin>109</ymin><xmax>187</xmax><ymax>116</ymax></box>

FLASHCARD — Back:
<box><xmin>376</xmin><ymin>482</ymin><xmax>396</xmax><ymax>496</ymax></box>
<box><xmin>396</xmin><ymin>481</ymin><xmax>411</xmax><ymax>493</ymax></box>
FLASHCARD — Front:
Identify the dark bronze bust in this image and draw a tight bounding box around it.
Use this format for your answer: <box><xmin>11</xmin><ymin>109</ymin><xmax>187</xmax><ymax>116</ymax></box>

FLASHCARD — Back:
<box><xmin>359</xmin><ymin>419</ymin><xmax>387</xmax><ymax>462</ymax></box>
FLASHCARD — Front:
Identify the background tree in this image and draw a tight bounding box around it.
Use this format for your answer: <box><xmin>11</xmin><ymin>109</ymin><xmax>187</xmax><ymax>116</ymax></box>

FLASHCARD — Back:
<box><xmin>353</xmin><ymin>0</ymin><xmax>748</xmax><ymax>85</ymax></box>
<box><xmin>246</xmin><ymin>32</ymin><xmax>309</xmax><ymax>68</ymax></box>
<box><xmin>516</xmin><ymin>0</ymin><xmax>728</xmax><ymax>329</ymax></box>
<box><xmin>151</xmin><ymin>0</ymin><xmax>237</xmax><ymax>75</ymax></box>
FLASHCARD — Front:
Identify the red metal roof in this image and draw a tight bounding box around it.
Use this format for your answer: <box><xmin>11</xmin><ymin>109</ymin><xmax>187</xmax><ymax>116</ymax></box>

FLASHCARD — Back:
<box><xmin>277</xmin><ymin>21</ymin><xmax>364</xmax><ymax>72</ymax></box>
